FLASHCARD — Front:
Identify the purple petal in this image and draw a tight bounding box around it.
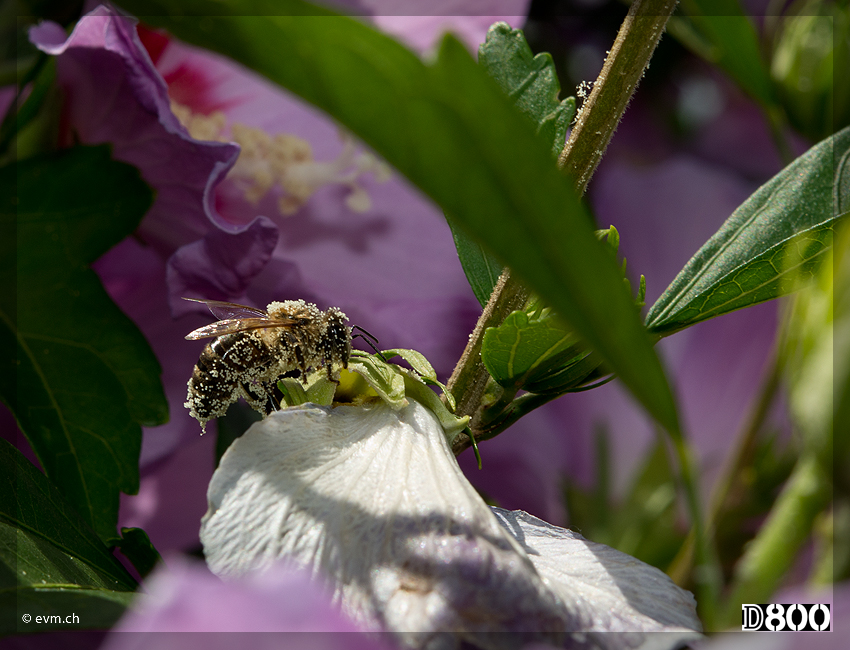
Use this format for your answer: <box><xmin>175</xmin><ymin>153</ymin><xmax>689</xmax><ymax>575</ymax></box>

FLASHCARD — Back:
<box><xmin>103</xmin><ymin>556</ymin><xmax>382</xmax><ymax>640</ymax></box>
<box><xmin>29</xmin><ymin>5</ymin><xmax>240</xmax><ymax>254</ymax></box>
<box><xmin>367</xmin><ymin>0</ymin><xmax>531</xmax><ymax>54</ymax></box>
<box><xmin>91</xmin><ymin>238</ymin><xmax>215</xmax><ymax>467</ymax></box>
<box><xmin>137</xmin><ymin>33</ymin><xmax>482</xmax><ymax>379</ymax></box>
<box><xmin>166</xmin><ymin>215</ymin><xmax>282</xmax><ymax>317</ymax></box>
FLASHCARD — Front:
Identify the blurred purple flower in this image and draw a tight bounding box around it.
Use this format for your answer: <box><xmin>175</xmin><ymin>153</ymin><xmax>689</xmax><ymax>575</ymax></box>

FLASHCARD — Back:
<box><xmin>328</xmin><ymin>0</ymin><xmax>530</xmax><ymax>55</ymax></box>
<box><xmin>28</xmin><ymin>6</ymin><xmax>240</xmax><ymax>249</ymax></box>
<box><xmin>100</xmin><ymin>556</ymin><xmax>389</xmax><ymax>650</ymax></box>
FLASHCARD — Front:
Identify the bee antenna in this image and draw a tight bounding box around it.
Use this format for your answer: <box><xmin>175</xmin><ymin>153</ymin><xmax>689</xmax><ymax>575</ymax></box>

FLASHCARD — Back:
<box><xmin>351</xmin><ymin>325</ymin><xmax>386</xmax><ymax>361</ymax></box>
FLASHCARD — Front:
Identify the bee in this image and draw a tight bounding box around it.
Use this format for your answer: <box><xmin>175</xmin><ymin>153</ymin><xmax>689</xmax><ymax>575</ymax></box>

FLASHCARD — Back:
<box><xmin>183</xmin><ymin>298</ymin><xmax>351</xmax><ymax>433</ymax></box>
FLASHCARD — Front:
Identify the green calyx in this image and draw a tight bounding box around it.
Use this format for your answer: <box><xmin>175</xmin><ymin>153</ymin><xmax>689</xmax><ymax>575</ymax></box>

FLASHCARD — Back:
<box><xmin>279</xmin><ymin>349</ymin><xmax>469</xmax><ymax>447</ymax></box>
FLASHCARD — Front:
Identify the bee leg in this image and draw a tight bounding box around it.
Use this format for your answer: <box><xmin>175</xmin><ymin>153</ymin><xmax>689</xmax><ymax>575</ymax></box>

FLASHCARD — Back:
<box><xmin>242</xmin><ymin>382</ymin><xmax>275</xmax><ymax>416</ymax></box>
<box><xmin>267</xmin><ymin>381</ymin><xmax>283</xmax><ymax>411</ymax></box>
<box><xmin>293</xmin><ymin>346</ymin><xmax>307</xmax><ymax>379</ymax></box>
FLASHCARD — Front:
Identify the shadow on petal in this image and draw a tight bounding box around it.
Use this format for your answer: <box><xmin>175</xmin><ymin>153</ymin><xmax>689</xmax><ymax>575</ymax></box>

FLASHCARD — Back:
<box><xmin>493</xmin><ymin>508</ymin><xmax>703</xmax><ymax>650</ymax></box>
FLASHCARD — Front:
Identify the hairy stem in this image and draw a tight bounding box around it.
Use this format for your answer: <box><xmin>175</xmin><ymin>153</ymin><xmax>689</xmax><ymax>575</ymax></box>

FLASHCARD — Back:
<box><xmin>557</xmin><ymin>0</ymin><xmax>679</xmax><ymax>187</ymax></box>
<box><xmin>448</xmin><ymin>0</ymin><xmax>680</xmax><ymax>452</ymax></box>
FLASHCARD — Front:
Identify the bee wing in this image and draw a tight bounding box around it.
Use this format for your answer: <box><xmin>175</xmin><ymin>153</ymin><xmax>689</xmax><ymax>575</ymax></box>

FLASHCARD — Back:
<box><xmin>182</xmin><ymin>297</ymin><xmax>268</xmax><ymax>321</ymax></box>
<box><xmin>184</xmin><ymin>317</ymin><xmax>299</xmax><ymax>340</ymax></box>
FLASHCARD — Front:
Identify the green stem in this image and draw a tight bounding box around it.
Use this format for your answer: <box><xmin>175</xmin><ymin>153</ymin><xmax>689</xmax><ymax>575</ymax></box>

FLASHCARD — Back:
<box><xmin>477</xmin><ymin>391</ymin><xmax>561</xmax><ymax>443</ymax></box>
<box><xmin>669</xmin><ymin>433</ymin><xmax>720</xmax><ymax>631</ymax></box>
<box><xmin>557</xmin><ymin>0</ymin><xmax>680</xmax><ymax>187</ymax></box>
<box><xmin>719</xmin><ymin>453</ymin><xmax>832</xmax><ymax>628</ymax></box>
<box><xmin>447</xmin><ymin>272</ymin><xmax>529</xmax><ymax>454</ymax></box>
<box><xmin>808</xmin><ymin>507</ymin><xmax>834</xmax><ymax>587</ymax></box>
<box><xmin>448</xmin><ymin>0</ymin><xmax>680</xmax><ymax>451</ymax></box>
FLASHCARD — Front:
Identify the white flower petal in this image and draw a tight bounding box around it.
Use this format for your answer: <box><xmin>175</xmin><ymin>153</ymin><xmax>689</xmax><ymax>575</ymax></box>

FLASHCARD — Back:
<box><xmin>492</xmin><ymin>508</ymin><xmax>704</xmax><ymax>650</ymax></box>
<box><xmin>201</xmin><ymin>400</ymin><xmax>570</xmax><ymax>649</ymax></box>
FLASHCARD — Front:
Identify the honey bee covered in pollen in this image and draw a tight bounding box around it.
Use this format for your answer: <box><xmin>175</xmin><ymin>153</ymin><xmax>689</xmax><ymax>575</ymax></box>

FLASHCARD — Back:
<box><xmin>183</xmin><ymin>298</ymin><xmax>351</xmax><ymax>433</ymax></box>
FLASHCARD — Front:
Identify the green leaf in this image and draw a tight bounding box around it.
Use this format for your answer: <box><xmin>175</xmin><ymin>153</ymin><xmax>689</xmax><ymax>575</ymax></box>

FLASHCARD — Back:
<box><xmin>445</xmin><ymin>213</ymin><xmax>503</xmax><ymax>307</ymax></box>
<box><xmin>126</xmin><ymin>0</ymin><xmax>680</xmax><ymax>437</ymax></box>
<box><xmin>646</xmin><ymin>126</ymin><xmax>850</xmax><ymax>335</ymax></box>
<box><xmin>521</xmin><ymin>347</ymin><xmax>602</xmax><ymax>395</ymax></box>
<box><xmin>482</xmin><ymin>310</ymin><xmax>580</xmax><ymax>390</ymax></box>
<box><xmin>676</xmin><ymin>0</ymin><xmax>775</xmax><ymax>107</ymax></box>
<box><xmin>565</xmin><ymin>439</ymin><xmax>684</xmax><ymax>570</ymax></box>
<box><xmin>0</xmin><ymin>146</ymin><xmax>168</xmax><ymax>543</ymax></box>
<box><xmin>770</xmin><ymin>2</ymin><xmax>849</xmax><ymax>142</ymax></box>
<box><xmin>478</xmin><ymin>23</ymin><xmax>576</xmax><ymax>159</ymax></box>
<box><xmin>115</xmin><ymin>527</ymin><xmax>163</xmax><ymax>579</ymax></box>
<box><xmin>482</xmin><ymin>228</ymin><xmax>636</xmax><ymax>396</ymax></box>
<box><xmin>0</xmin><ymin>439</ymin><xmax>136</xmax><ymax>634</ymax></box>
<box><xmin>446</xmin><ymin>24</ymin><xmax>577</xmax><ymax>308</ymax></box>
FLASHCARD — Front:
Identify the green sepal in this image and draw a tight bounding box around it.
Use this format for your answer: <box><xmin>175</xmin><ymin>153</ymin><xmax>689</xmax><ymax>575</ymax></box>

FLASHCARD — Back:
<box><xmin>347</xmin><ymin>350</ymin><xmax>468</xmax><ymax>444</ymax></box>
<box><xmin>348</xmin><ymin>351</ymin><xmax>407</xmax><ymax>409</ymax></box>
<box><xmin>399</xmin><ymin>372</ymin><xmax>470</xmax><ymax>447</ymax></box>
<box><xmin>381</xmin><ymin>348</ymin><xmax>438</xmax><ymax>381</ymax></box>
<box><xmin>382</xmin><ymin>348</ymin><xmax>456</xmax><ymax>410</ymax></box>
<box><xmin>306</xmin><ymin>376</ymin><xmax>338</xmax><ymax>406</ymax></box>
<box><xmin>277</xmin><ymin>370</ymin><xmax>339</xmax><ymax>408</ymax></box>
<box><xmin>277</xmin><ymin>378</ymin><xmax>309</xmax><ymax>407</ymax></box>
